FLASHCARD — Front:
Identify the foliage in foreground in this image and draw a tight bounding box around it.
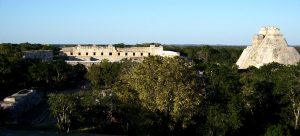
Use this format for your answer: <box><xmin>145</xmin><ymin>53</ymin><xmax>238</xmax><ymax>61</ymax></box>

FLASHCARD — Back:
<box><xmin>48</xmin><ymin>54</ymin><xmax>300</xmax><ymax>135</ymax></box>
<box><xmin>3</xmin><ymin>43</ymin><xmax>300</xmax><ymax>135</ymax></box>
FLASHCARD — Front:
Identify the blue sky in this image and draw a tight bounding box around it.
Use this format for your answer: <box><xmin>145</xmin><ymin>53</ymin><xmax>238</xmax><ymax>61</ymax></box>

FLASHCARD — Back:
<box><xmin>0</xmin><ymin>0</ymin><xmax>299</xmax><ymax>45</ymax></box>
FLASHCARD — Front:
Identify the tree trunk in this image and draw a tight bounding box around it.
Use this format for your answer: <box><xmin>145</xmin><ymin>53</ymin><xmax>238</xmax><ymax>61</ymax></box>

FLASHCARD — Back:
<box><xmin>296</xmin><ymin>116</ymin><xmax>298</xmax><ymax>130</ymax></box>
<box><xmin>294</xmin><ymin>106</ymin><xmax>300</xmax><ymax>130</ymax></box>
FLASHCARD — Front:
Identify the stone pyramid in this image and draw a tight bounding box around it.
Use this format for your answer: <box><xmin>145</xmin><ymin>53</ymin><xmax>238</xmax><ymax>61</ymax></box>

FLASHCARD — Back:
<box><xmin>236</xmin><ymin>26</ymin><xmax>300</xmax><ymax>69</ymax></box>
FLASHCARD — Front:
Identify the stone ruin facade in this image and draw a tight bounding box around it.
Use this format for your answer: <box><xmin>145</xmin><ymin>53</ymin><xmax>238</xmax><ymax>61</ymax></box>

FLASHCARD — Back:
<box><xmin>236</xmin><ymin>26</ymin><xmax>300</xmax><ymax>69</ymax></box>
<box><xmin>60</xmin><ymin>45</ymin><xmax>180</xmax><ymax>66</ymax></box>
<box><xmin>0</xmin><ymin>89</ymin><xmax>41</xmax><ymax>119</ymax></box>
<box><xmin>23</xmin><ymin>50</ymin><xmax>53</xmax><ymax>61</ymax></box>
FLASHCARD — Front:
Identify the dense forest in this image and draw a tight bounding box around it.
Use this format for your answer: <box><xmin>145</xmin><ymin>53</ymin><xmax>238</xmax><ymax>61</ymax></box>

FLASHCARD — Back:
<box><xmin>0</xmin><ymin>43</ymin><xmax>86</xmax><ymax>99</ymax></box>
<box><xmin>1</xmin><ymin>43</ymin><xmax>300</xmax><ymax>135</ymax></box>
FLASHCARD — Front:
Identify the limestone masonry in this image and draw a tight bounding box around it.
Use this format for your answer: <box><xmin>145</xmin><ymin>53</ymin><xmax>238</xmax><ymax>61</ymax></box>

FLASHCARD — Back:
<box><xmin>0</xmin><ymin>89</ymin><xmax>41</xmax><ymax>119</ymax></box>
<box><xmin>23</xmin><ymin>50</ymin><xmax>53</xmax><ymax>61</ymax></box>
<box><xmin>60</xmin><ymin>45</ymin><xmax>180</xmax><ymax>66</ymax></box>
<box><xmin>236</xmin><ymin>26</ymin><xmax>300</xmax><ymax>69</ymax></box>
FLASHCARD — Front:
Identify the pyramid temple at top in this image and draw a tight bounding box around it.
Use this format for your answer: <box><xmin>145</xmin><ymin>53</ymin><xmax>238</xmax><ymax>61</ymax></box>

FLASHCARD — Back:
<box><xmin>236</xmin><ymin>26</ymin><xmax>300</xmax><ymax>69</ymax></box>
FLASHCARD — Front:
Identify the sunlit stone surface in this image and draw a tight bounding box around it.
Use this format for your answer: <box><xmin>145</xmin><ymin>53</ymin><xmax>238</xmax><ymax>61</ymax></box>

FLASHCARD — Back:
<box><xmin>236</xmin><ymin>26</ymin><xmax>300</xmax><ymax>69</ymax></box>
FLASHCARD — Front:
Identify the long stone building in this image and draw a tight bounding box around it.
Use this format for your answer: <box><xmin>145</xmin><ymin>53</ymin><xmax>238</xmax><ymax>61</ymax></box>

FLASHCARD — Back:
<box><xmin>60</xmin><ymin>45</ymin><xmax>180</xmax><ymax>66</ymax></box>
<box><xmin>23</xmin><ymin>50</ymin><xmax>53</xmax><ymax>61</ymax></box>
<box><xmin>236</xmin><ymin>26</ymin><xmax>300</xmax><ymax>69</ymax></box>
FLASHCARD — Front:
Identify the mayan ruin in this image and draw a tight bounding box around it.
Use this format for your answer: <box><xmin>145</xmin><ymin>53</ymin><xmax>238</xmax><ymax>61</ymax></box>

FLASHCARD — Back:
<box><xmin>2</xmin><ymin>0</ymin><xmax>300</xmax><ymax>135</ymax></box>
<box><xmin>236</xmin><ymin>26</ymin><xmax>300</xmax><ymax>69</ymax></box>
<box><xmin>60</xmin><ymin>45</ymin><xmax>180</xmax><ymax>66</ymax></box>
<box><xmin>0</xmin><ymin>89</ymin><xmax>41</xmax><ymax>119</ymax></box>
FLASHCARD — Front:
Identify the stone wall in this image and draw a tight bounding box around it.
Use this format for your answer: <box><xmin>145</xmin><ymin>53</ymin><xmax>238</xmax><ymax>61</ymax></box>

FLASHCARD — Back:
<box><xmin>236</xmin><ymin>26</ymin><xmax>300</xmax><ymax>69</ymax></box>
<box><xmin>60</xmin><ymin>45</ymin><xmax>180</xmax><ymax>64</ymax></box>
<box><xmin>23</xmin><ymin>50</ymin><xmax>53</xmax><ymax>61</ymax></box>
<box><xmin>0</xmin><ymin>89</ymin><xmax>41</xmax><ymax>119</ymax></box>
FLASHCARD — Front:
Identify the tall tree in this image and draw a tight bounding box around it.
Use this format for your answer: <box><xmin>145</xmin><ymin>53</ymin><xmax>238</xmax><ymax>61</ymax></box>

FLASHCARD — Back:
<box><xmin>203</xmin><ymin>63</ymin><xmax>243</xmax><ymax>135</ymax></box>
<box><xmin>122</xmin><ymin>56</ymin><xmax>203</xmax><ymax>130</ymax></box>
<box><xmin>273</xmin><ymin>64</ymin><xmax>300</xmax><ymax>131</ymax></box>
<box><xmin>86</xmin><ymin>59</ymin><xmax>122</xmax><ymax>90</ymax></box>
<box><xmin>49</xmin><ymin>93</ymin><xmax>77</xmax><ymax>132</ymax></box>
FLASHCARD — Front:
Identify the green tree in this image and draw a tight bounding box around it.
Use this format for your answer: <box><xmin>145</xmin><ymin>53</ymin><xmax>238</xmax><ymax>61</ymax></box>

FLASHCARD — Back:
<box><xmin>122</xmin><ymin>56</ymin><xmax>203</xmax><ymax>130</ymax></box>
<box><xmin>86</xmin><ymin>59</ymin><xmax>122</xmax><ymax>90</ymax></box>
<box><xmin>239</xmin><ymin>63</ymin><xmax>283</xmax><ymax>135</ymax></box>
<box><xmin>264</xmin><ymin>124</ymin><xmax>290</xmax><ymax>136</ymax></box>
<box><xmin>272</xmin><ymin>64</ymin><xmax>300</xmax><ymax>131</ymax></box>
<box><xmin>28</xmin><ymin>62</ymin><xmax>52</xmax><ymax>88</ymax></box>
<box><xmin>48</xmin><ymin>93</ymin><xmax>77</xmax><ymax>132</ymax></box>
<box><xmin>49</xmin><ymin>60</ymin><xmax>72</xmax><ymax>88</ymax></box>
<box><xmin>203</xmin><ymin>63</ymin><xmax>243</xmax><ymax>135</ymax></box>
<box><xmin>196</xmin><ymin>45</ymin><xmax>216</xmax><ymax>62</ymax></box>
<box><xmin>0</xmin><ymin>55</ymin><xmax>11</xmax><ymax>84</ymax></box>
<box><xmin>0</xmin><ymin>55</ymin><xmax>12</xmax><ymax>96</ymax></box>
